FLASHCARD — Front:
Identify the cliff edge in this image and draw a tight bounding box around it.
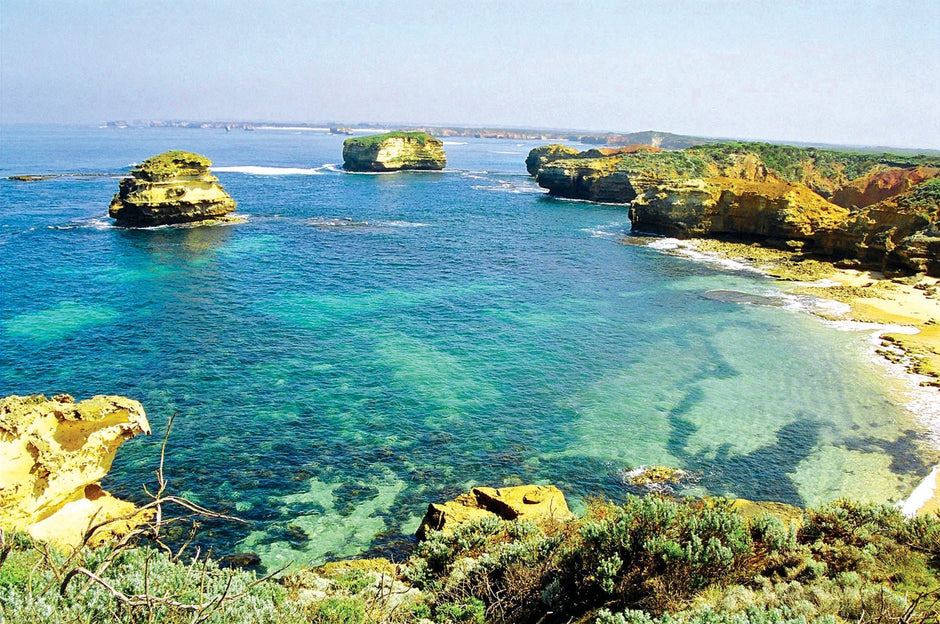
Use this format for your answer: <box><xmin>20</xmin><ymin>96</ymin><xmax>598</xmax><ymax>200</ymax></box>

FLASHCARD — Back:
<box><xmin>109</xmin><ymin>150</ymin><xmax>237</xmax><ymax>227</ymax></box>
<box><xmin>343</xmin><ymin>131</ymin><xmax>446</xmax><ymax>172</ymax></box>
<box><xmin>0</xmin><ymin>394</ymin><xmax>151</xmax><ymax>547</ymax></box>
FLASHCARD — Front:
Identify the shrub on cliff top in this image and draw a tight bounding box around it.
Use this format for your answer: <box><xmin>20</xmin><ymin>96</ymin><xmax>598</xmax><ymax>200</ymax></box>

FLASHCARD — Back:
<box><xmin>3</xmin><ymin>494</ymin><xmax>938</xmax><ymax>623</ymax></box>
<box><xmin>687</xmin><ymin>142</ymin><xmax>940</xmax><ymax>186</ymax></box>
<box><xmin>133</xmin><ymin>150</ymin><xmax>213</xmax><ymax>182</ymax></box>
<box><xmin>343</xmin><ymin>131</ymin><xmax>437</xmax><ymax>149</ymax></box>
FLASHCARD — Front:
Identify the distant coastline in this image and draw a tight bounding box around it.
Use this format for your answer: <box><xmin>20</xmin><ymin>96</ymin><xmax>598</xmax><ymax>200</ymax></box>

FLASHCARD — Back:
<box><xmin>99</xmin><ymin>120</ymin><xmax>940</xmax><ymax>156</ymax></box>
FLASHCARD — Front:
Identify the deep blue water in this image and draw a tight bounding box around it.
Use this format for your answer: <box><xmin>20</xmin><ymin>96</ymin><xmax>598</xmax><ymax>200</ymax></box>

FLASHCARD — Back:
<box><xmin>1</xmin><ymin>125</ymin><xmax>934</xmax><ymax>569</ymax></box>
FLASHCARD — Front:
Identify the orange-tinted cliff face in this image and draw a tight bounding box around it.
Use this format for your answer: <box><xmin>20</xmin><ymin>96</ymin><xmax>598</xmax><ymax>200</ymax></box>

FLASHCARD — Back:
<box><xmin>832</xmin><ymin>166</ymin><xmax>940</xmax><ymax>209</ymax></box>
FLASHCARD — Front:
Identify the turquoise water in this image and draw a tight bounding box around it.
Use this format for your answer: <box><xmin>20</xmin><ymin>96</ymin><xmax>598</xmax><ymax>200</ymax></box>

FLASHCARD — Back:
<box><xmin>0</xmin><ymin>125</ymin><xmax>934</xmax><ymax>570</ymax></box>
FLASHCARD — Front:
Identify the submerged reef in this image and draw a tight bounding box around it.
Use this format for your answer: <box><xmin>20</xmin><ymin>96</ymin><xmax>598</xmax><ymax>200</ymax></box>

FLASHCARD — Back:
<box><xmin>342</xmin><ymin>131</ymin><xmax>446</xmax><ymax>172</ymax></box>
<box><xmin>529</xmin><ymin>142</ymin><xmax>940</xmax><ymax>275</ymax></box>
<box><xmin>109</xmin><ymin>150</ymin><xmax>237</xmax><ymax>227</ymax></box>
<box><xmin>0</xmin><ymin>394</ymin><xmax>151</xmax><ymax>547</ymax></box>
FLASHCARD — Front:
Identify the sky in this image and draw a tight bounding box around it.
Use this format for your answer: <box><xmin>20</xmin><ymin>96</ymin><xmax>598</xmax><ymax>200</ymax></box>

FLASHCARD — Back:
<box><xmin>2</xmin><ymin>0</ymin><xmax>938</xmax><ymax>148</ymax></box>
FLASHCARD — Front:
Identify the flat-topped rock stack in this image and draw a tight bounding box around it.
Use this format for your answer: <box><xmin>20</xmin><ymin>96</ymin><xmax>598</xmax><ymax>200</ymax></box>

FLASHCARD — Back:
<box><xmin>109</xmin><ymin>150</ymin><xmax>237</xmax><ymax>227</ymax></box>
<box><xmin>342</xmin><ymin>131</ymin><xmax>446</xmax><ymax>172</ymax></box>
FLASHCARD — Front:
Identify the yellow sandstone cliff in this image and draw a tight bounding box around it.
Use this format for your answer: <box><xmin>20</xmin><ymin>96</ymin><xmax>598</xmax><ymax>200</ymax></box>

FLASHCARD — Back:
<box><xmin>0</xmin><ymin>394</ymin><xmax>151</xmax><ymax>548</ymax></box>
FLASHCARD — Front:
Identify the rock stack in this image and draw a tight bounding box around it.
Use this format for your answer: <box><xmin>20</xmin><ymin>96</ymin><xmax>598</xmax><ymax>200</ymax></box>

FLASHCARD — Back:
<box><xmin>109</xmin><ymin>150</ymin><xmax>237</xmax><ymax>227</ymax></box>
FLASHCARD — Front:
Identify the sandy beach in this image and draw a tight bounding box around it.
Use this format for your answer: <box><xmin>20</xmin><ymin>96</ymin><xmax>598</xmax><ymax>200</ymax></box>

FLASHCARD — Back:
<box><xmin>681</xmin><ymin>239</ymin><xmax>940</xmax><ymax>516</ymax></box>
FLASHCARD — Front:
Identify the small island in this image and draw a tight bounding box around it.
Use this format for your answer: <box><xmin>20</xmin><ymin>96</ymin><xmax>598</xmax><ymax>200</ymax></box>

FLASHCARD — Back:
<box><xmin>342</xmin><ymin>131</ymin><xmax>446</xmax><ymax>172</ymax></box>
<box><xmin>109</xmin><ymin>150</ymin><xmax>237</xmax><ymax>227</ymax></box>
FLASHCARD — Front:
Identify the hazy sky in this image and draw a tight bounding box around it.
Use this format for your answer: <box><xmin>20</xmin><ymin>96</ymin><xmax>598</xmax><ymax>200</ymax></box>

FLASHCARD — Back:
<box><xmin>2</xmin><ymin>0</ymin><xmax>938</xmax><ymax>148</ymax></box>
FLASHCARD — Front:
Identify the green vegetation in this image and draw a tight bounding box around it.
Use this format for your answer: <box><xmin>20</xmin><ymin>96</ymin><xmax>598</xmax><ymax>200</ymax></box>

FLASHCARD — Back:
<box><xmin>688</xmin><ymin>142</ymin><xmax>940</xmax><ymax>186</ymax></box>
<box><xmin>134</xmin><ymin>150</ymin><xmax>212</xmax><ymax>182</ymax></box>
<box><xmin>614</xmin><ymin>151</ymin><xmax>712</xmax><ymax>180</ymax></box>
<box><xmin>343</xmin><ymin>131</ymin><xmax>437</xmax><ymax>149</ymax></box>
<box><xmin>895</xmin><ymin>177</ymin><xmax>940</xmax><ymax>216</ymax></box>
<box><xmin>3</xmin><ymin>496</ymin><xmax>937</xmax><ymax>623</ymax></box>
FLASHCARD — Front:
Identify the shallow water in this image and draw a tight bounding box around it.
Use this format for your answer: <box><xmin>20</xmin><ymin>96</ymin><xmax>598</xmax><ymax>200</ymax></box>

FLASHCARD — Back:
<box><xmin>1</xmin><ymin>125</ymin><xmax>935</xmax><ymax>569</ymax></box>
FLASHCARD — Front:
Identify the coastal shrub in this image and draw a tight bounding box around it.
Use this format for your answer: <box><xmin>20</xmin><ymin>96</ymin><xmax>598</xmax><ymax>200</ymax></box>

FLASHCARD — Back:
<box><xmin>686</xmin><ymin>142</ymin><xmax>940</xmax><ymax>185</ymax></box>
<box><xmin>557</xmin><ymin>496</ymin><xmax>763</xmax><ymax>613</ymax></box>
<box><xmin>303</xmin><ymin>596</ymin><xmax>370</xmax><ymax>624</ymax></box>
<box><xmin>3</xmin><ymin>494</ymin><xmax>938</xmax><ymax>623</ymax></box>
<box><xmin>434</xmin><ymin>597</ymin><xmax>485</xmax><ymax>623</ymax></box>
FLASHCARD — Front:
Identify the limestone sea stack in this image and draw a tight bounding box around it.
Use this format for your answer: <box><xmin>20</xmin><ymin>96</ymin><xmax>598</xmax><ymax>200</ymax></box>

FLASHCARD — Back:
<box><xmin>109</xmin><ymin>150</ymin><xmax>237</xmax><ymax>227</ymax></box>
<box><xmin>0</xmin><ymin>394</ymin><xmax>151</xmax><ymax>547</ymax></box>
<box><xmin>342</xmin><ymin>131</ymin><xmax>446</xmax><ymax>172</ymax></box>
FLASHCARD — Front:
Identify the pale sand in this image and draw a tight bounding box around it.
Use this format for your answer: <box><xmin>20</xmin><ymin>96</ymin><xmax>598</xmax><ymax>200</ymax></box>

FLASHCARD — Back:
<box><xmin>815</xmin><ymin>269</ymin><xmax>940</xmax><ymax>517</ymax></box>
<box><xmin>682</xmin><ymin>240</ymin><xmax>940</xmax><ymax>516</ymax></box>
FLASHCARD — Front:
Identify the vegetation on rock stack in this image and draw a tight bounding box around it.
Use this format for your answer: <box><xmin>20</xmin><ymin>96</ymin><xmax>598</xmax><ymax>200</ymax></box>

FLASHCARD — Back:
<box><xmin>342</xmin><ymin>131</ymin><xmax>446</xmax><ymax>172</ymax></box>
<box><xmin>109</xmin><ymin>150</ymin><xmax>237</xmax><ymax>227</ymax></box>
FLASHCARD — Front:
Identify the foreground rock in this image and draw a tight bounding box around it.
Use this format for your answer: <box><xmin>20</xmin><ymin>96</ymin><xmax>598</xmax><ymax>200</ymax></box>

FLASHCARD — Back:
<box><xmin>0</xmin><ymin>394</ymin><xmax>151</xmax><ymax>547</ymax></box>
<box><xmin>417</xmin><ymin>484</ymin><xmax>571</xmax><ymax>539</ymax></box>
<box><xmin>528</xmin><ymin>142</ymin><xmax>940</xmax><ymax>275</ymax></box>
<box><xmin>109</xmin><ymin>150</ymin><xmax>237</xmax><ymax>227</ymax></box>
<box><xmin>342</xmin><ymin>131</ymin><xmax>446</xmax><ymax>172</ymax></box>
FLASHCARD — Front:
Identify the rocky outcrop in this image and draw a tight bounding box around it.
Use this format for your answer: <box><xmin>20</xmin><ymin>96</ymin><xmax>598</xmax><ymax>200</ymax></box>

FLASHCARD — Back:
<box><xmin>630</xmin><ymin>177</ymin><xmax>850</xmax><ymax>242</ymax></box>
<box><xmin>528</xmin><ymin>142</ymin><xmax>940</xmax><ymax>275</ymax></box>
<box><xmin>342</xmin><ymin>132</ymin><xmax>446</xmax><ymax>172</ymax></box>
<box><xmin>417</xmin><ymin>484</ymin><xmax>571</xmax><ymax>540</ymax></box>
<box><xmin>109</xmin><ymin>151</ymin><xmax>237</xmax><ymax>227</ymax></box>
<box><xmin>0</xmin><ymin>394</ymin><xmax>151</xmax><ymax>547</ymax></box>
<box><xmin>525</xmin><ymin>144</ymin><xmax>581</xmax><ymax>176</ymax></box>
<box><xmin>817</xmin><ymin>178</ymin><xmax>940</xmax><ymax>274</ymax></box>
<box><xmin>831</xmin><ymin>165</ymin><xmax>939</xmax><ymax>209</ymax></box>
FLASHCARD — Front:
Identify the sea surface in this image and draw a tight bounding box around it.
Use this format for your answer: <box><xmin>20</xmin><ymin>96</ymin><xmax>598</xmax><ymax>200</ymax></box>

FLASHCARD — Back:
<box><xmin>1</xmin><ymin>125</ymin><xmax>936</xmax><ymax>570</ymax></box>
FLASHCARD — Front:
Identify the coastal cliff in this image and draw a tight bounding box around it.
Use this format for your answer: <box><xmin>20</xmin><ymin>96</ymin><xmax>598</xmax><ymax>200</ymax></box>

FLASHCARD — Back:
<box><xmin>0</xmin><ymin>394</ymin><xmax>151</xmax><ymax>547</ymax></box>
<box><xmin>530</xmin><ymin>142</ymin><xmax>940</xmax><ymax>275</ymax></box>
<box><xmin>342</xmin><ymin>131</ymin><xmax>446</xmax><ymax>172</ymax></box>
<box><xmin>109</xmin><ymin>150</ymin><xmax>237</xmax><ymax>227</ymax></box>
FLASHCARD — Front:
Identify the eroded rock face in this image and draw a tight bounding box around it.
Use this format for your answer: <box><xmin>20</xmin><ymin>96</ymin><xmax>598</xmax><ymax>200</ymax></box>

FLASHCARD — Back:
<box><xmin>0</xmin><ymin>394</ymin><xmax>151</xmax><ymax>547</ymax></box>
<box><xmin>629</xmin><ymin>177</ymin><xmax>850</xmax><ymax>242</ymax></box>
<box><xmin>528</xmin><ymin>143</ymin><xmax>940</xmax><ymax>275</ymax></box>
<box><xmin>109</xmin><ymin>151</ymin><xmax>237</xmax><ymax>227</ymax></box>
<box><xmin>342</xmin><ymin>132</ymin><xmax>446</xmax><ymax>172</ymax></box>
<box><xmin>831</xmin><ymin>166</ymin><xmax>940</xmax><ymax>209</ymax></box>
<box><xmin>817</xmin><ymin>178</ymin><xmax>940</xmax><ymax>274</ymax></box>
<box><xmin>416</xmin><ymin>484</ymin><xmax>571</xmax><ymax>540</ymax></box>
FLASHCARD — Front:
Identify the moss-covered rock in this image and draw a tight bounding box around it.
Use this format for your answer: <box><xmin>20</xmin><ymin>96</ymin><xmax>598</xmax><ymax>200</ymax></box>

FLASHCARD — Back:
<box><xmin>109</xmin><ymin>151</ymin><xmax>237</xmax><ymax>227</ymax></box>
<box><xmin>342</xmin><ymin>131</ymin><xmax>446</xmax><ymax>172</ymax></box>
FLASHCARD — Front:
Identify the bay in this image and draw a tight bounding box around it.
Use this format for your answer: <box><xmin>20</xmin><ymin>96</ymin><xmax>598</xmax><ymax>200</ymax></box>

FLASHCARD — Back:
<box><xmin>0</xmin><ymin>125</ymin><xmax>934</xmax><ymax>570</ymax></box>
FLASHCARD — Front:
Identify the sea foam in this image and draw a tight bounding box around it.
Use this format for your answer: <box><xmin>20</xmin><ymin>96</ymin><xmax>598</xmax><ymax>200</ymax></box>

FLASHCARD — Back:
<box><xmin>898</xmin><ymin>465</ymin><xmax>939</xmax><ymax>516</ymax></box>
<box><xmin>213</xmin><ymin>165</ymin><xmax>328</xmax><ymax>175</ymax></box>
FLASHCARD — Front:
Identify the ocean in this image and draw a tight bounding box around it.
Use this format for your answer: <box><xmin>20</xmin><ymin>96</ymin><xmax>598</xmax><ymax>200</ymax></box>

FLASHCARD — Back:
<box><xmin>1</xmin><ymin>125</ymin><xmax>936</xmax><ymax>570</ymax></box>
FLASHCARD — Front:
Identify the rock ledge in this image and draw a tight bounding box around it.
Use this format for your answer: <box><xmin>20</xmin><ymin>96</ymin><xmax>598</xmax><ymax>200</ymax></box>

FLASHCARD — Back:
<box><xmin>417</xmin><ymin>484</ymin><xmax>570</xmax><ymax>540</ymax></box>
<box><xmin>0</xmin><ymin>394</ymin><xmax>151</xmax><ymax>547</ymax></box>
